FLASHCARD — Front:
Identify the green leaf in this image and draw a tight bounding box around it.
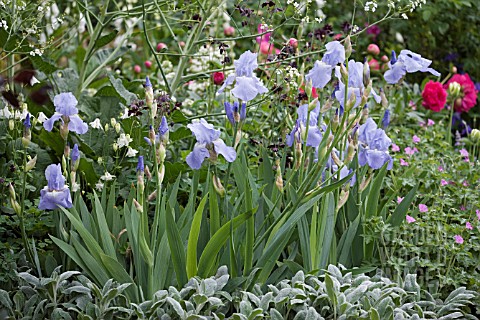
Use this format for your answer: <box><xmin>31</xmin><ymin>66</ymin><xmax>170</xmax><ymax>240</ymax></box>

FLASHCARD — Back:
<box><xmin>30</xmin><ymin>56</ymin><xmax>57</xmax><ymax>74</ymax></box>
<box><xmin>365</xmin><ymin>163</ymin><xmax>388</xmax><ymax>219</ymax></box>
<box><xmin>387</xmin><ymin>182</ymin><xmax>419</xmax><ymax>226</ymax></box>
<box><xmin>256</xmin><ymin>194</ymin><xmax>322</xmax><ymax>283</ymax></box>
<box><xmin>166</xmin><ymin>207</ymin><xmax>188</xmax><ymax>286</ymax></box>
<box><xmin>93</xmin><ymin>192</ymin><xmax>117</xmax><ymax>260</ymax></box>
<box><xmin>197</xmin><ymin>210</ymin><xmax>253</xmax><ymax>278</ymax></box>
<box><xmin>171</xmin><ymin>110</ymin><xmax>188</xmax><ymax>123</ymax></box>
<box><xmin>186</xmin><ymin>194</ymin><xmax>209</xmax><ymax>278</ymax></box>
<box><xmin>99</xmin><ymin>253</ymin><xmax>138</xmax><ymax>302</ymax></box>
<box><xmin>94</xmin><ymin>31</ymin><xmax>119</xmax><ymax>49</ymax></box>
<box><xmin>58</xmin><ymin>207</ymin><xmax>105</xmax><ymax>263</ymax></box>
<box><xmin>108</xmin><ymin>74</ymin><xmax>137</xmax><ymax>104</ymax></box>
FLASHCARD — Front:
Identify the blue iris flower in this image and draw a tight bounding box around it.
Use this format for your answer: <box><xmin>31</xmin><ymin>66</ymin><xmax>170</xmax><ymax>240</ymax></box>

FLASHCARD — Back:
<box><xmin>286</xmin><ymin>103</ymin><xmax>323</xmax><ymax>148</ymax></box>
<box><xmin>384</xmin><ymin>49</ymin><xmax>440</xmax><ymax>84</ymax></box>
<box><xmin>334</xmin><ymin>60</ymin><xmax>381</xmax><ymax>108</ymax></box>
<box><xmin>358</xmin><ymin>118</ymin><xmax>393</xmax><ymax>170</ymax></box>
<box><xmin>144</xmin><ymin>116</ymin><xmax>169</xmax><ymax>146</ymax></box>
<box><xmin>305</xmin><ymin>41</ymin><xmax>345</xmax><ymax>89</ymax></box>
<box><xmin>217</xmin><ymin>50</ymin><xmax>268</xmax><ymax>102</ymax></box>
<box><xmin>224</xmin><ymin>101</ymin><xmax>246</xmax><ymax>125</ymax></box>
<box><xmin>38</xmin><ymin>164</ymin><xmax>72</xmax><ymax>210</ymax></box>
<box><xmin>186</xmin><ymin>119</ymin><xmax>236</xmax><ymax>170</ymax></box>
<box><xmin>43</xmin><ymin>92</ymin><xmax>88</xmax><ymax>134</ymax></box>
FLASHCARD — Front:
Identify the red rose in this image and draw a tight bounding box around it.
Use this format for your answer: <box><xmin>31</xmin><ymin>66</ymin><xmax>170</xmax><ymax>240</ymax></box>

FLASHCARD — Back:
<box><xmin>422</xmin><ymin>80</ymin><xmax>447</xmax><ymax>112</ymax></box>
<box><xmin>212</xmin><ymin>72</ymin><xmax>225</xmax><ymax>85</ymax></box>
<box><xmin>445</xmin><ymin>73</ymin><xmax>478</xmax><ymax>113</ymax></box>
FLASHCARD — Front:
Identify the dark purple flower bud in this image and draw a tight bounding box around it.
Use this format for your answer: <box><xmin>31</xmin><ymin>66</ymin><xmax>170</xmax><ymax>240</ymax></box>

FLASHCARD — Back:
<box><xmin>145</xmin><ymin>76</ymin><xmax>152</xmax><ymax>87</ymax></box>
<box><xmin>23</xmin><ymin>113</ymin><xmax>31</xmax><ymax>128</ymax></box>
<box><xmin>159</xmin><ymin>116</ymin><xmax>169</xmax><ymax>136</ymax></box>
<box><xmin>71</xmin><ymin>144</ymin><xmax>80</xmax><ymax>163</ymax></box>
<box><xmin>137</xmin><ymin>156</ymin><xmax>144</xmax><ymax>172</ymax></box>
<box><xmin>382</xmin><ymin>109</ymin><xmax>390</xmax><ymax>129</ymax></box>
<box><xmin>390</xmin><ymin>50</ymin><xmax>397</xmax><ymax>65</ymax></box>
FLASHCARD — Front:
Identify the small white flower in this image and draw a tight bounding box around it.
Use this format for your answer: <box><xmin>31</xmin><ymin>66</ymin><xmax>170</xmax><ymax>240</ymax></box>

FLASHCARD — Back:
<box><xmin>120</xmin><ymin>107</ymin><xmax>131</xmax><ymax>119</ymax></box>
<box><xmin>30</xmin><ymin>76</ymin><xmax>40</xmax><ymax>86</ymax></box>
<box><xmin>126</xmin><ymin>147</ymin><xmax>138</xmax><ymax>157</ymax></box>
<box><xmin>36</xmin><ymin>112</ymin><xmax>48</xmax><ymax>124</ymax></box>
<box><xmin>402</xmin><ymin>13</ymin><xmax>408</xmax><ymax>20</ymax></box>
<box><xmin>71</xmin><ymin>182</ymin><xmax>80</xmax><ymax>192</ymax></box>
<box><xmin>95</xmin><ymin>182</ymin><xmax>104</xmax><ymax>191</ymax></box>
<box><xmin>0</xmin><ymin>107</ymin><xmax>12</xmax><ymax>119</ymax></box>
<box><xmin>100</xmin><ymin>172</ymin><xmax>115</xmax><ymax>181</ymax></box>
<box><xmin>117</xmin><ymin>133</ymin><xmax>133</xmax><ymax>148</ymax></box>
<box><xmin>89</xmin><ymin>118</ymin><xmax>102</xmax><ymax>129</ymax></box>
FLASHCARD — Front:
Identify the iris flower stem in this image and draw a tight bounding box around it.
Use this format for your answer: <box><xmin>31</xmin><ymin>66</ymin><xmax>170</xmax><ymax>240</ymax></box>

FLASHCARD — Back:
<box><xmin>19</xmin><ymin>149</ymin><xmax>33</xmax><ymax>265</ymax></box>
<box><xmin>446</xmin><ymin>95</ymin><xmax>458</xmax><ymax>144</ymax></box>
<box><xmin>254</xmin><ymin>109</ymin><xmax>360</xmax><ymax>251</ymax></box>
<box><xmin>224</xmin><ymin>118</ymin><xmax>240</xmax><ymax>277</ymax></box>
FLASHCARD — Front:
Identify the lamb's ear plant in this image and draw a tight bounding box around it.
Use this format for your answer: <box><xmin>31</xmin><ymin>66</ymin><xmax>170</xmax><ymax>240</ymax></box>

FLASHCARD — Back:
<box><xmin>1</xmin><ymin>265</ymin><xmax>476</xmax><ymax>319</ymax></box>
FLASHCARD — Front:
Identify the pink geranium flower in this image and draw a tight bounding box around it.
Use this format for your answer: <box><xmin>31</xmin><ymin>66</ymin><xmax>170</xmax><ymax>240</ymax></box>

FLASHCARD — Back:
<box><xmin>466</xmin><ymin>222</ymin><xmax>473</xmax><ymax>230</ymax></box>
<box><xmin>427</xmin><ymin>119</ymin><xmax>435</xmax><ymax>126</ymax></box>
<box><xmin>404</xmin><ymin>147</ymin><xmax>417</xmax><ymax>156</ymax></box>
<box><xmin>406</xmin><ymin>215</ymin><xmax>416</xmax><ymax>223</ymax></box>
<box><xmin>459</xmin><ymin>148</ymin><xmax>469</xmax><ymax>157</ymax></box>
<box><xmin>438</xmin><ymin>166</ymin><xmax>444</xmax><ymax>172</ymax></box>
<box><xmin>441</xmin><ymin>179</ymin><xmax>448</xmax><ymax>186</ymax></box>
<box><xmin>391</xmin><ymin>144</ymin><xmax>400</xmax><ymax>152</ymax></box>
<box><xmin>412</xmin><ymin>135</ymin><xmax>420</xmax><ymax>143</ymax></box>
<box><xmin>419</xmin><ymin>204</ymin><xmax>428</xmax><ymax>213</ymax></box>
<box><xmin>454</xmin><ymin>235</ymin><xmax>464</xmax><ymax>244</ymax></box>
<box><xmin>397</xmin><ymin>196</ymin><xmax>404</xmax><ymax>204</ymax></box>
<box><xmin>400</xmin><ymin>158</ymin><xmax>409</xmax><ymax>166</ymax></box>
<box><xmin>476</xmin><ymin>209</ymin><xmax>480</xmax><ymax>220</ymax></box>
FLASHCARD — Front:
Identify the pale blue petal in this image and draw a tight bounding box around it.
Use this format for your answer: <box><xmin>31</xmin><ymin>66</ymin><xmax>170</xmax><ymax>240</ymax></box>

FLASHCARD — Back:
<box><xmin>234</xmin><ymin>50</ymin><xmax>258</xmax><ymax>77</ymax></box>
<box><xmin>213</xmin><ymin>139</ymin><xmax>236</xmax><ymax>163</ymax></box>
<box><xmin>384</xmin><ymin>62</ymin><xmax>406</xmax><ymax>84</ymax></box>
<box><xmin>358</xmin><ymin>145</ymin><xmax>368</xmax><ymax>167</ymax></box>
<box><xmin>366</xmin><ymin>150</ymin><xmax>390</xmax><ymax>169</ymax></box>
<box><xmin>358</xmin><ymin>118</ymin><xmax>377</xmax><ymax>143</ymax></box>
<box><xmin>38</xmin><ymin>187</ymin><xmax>72</xmax><ymax>210</ymax></box>
<box><xmin>68</xmin><ymin>115</ymin><xmax>88</xmax><ymax>134</ymax></box>
<box><xmin>45</xmin><ymin>163</ymin><xmax>66</xmax><ymax>190</ymax></box>
<box><xmin>43</xmin><ymin>113</ymin><xmax>63</xmax><ymax>132</ymax></box>
<box><xmin>306</xmin><ymin>126</ymin><xmax>322</xmax><ymax>148</ymax></box>
<box><xmin>231</xmin><ymin>76</ymin><xmax>259</xmax><ymax>102</ymax></box>
<box><xmin>186</xmin><ymin>144</ymin><xmax>210</xmax><ymax>170</ymax></box>
<box><xmin>305</xmin><ymin>61</ymin><xmax>333</xmax><ymax>89</ymax></box>
<box><xmin>187</xmin><ymin>119</ymin><xmax>220</xmax><ymax>144</ymax></box>
<box><xmin>217</xmin><ymin>74</ymin><xmax>236</xmax><ymax>94</ymax></box>
<box><xmin>224</xmin><ymin>102</ymin><xmax>235</xmax><ymax>124</ymax></box>
<box><xmin>253</xmin><ymin>76</ymin><xmax>268</xmax><ymax>94</ymax></box>
<box><xmin>240</xmin><ymin>102</ymin><xmax>246</xmax><ymax>121</ymax></box>
<box><xmin>54</xmin><ymin>92</ymin><xmax>78</xmax><ymax>116</ymax></box>
<box><xmin>322</xmin><ymin>41</ymin><xmax>345</xmax><ymax>66</ymax></box>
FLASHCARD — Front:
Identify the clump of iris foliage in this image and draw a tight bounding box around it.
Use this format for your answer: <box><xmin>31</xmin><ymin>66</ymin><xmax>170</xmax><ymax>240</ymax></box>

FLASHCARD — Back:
<box><xmin>0</xmin><ymin>0</ymin><xmax>479</xmax><ymax>318</ymax></box>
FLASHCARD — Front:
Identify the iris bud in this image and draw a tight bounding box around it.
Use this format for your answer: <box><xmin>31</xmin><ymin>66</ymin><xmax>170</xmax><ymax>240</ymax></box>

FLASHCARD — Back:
<box><xmin>344</xmin><ymin>36</ymin><xmax>352</xmax><ymax>59</ymax></box>
<box><xmin>26</xmin><ymin>155</ymin><xmax>37</xmax><ymax>172</ymax></box>
<box><xmin>212</xmin><ymin>174</ymin><xmax>225</xmax><ymax>197</ymax></box>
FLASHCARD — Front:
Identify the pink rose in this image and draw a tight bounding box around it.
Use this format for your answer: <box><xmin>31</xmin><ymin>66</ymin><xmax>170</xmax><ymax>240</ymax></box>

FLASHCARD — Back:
<box><xmin>445</xmin><ymin>73</ymin><xmax>478</xmax><ymax>113</ymax></box>
<box><xmin>422</xmin><ymin>80</ymin><xmax>447</xmax><ymax>112</ymax></box>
